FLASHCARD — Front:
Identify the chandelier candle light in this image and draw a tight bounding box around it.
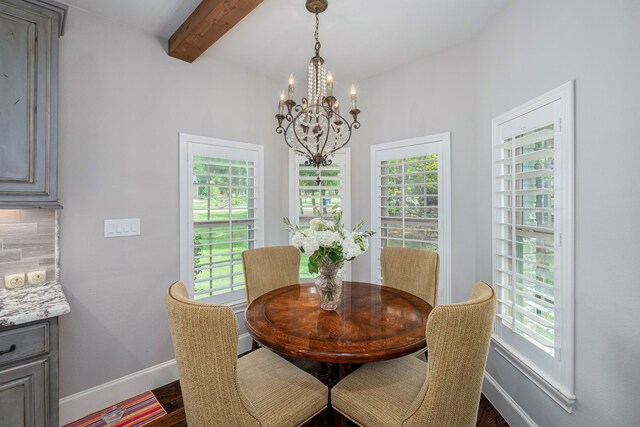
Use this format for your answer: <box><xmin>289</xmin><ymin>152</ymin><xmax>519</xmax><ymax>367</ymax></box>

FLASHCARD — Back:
<box><xmin>275</xmin><ymin>0</ymin><xmax>360</xmax><ymax>184</ymax></box>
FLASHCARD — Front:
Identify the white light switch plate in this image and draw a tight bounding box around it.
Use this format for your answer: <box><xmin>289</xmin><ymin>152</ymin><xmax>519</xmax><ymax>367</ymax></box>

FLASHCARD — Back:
<box><xmin>104</xmin><ymin>219</ymin><xmax>141</xmax><ymax>238</ymax></box>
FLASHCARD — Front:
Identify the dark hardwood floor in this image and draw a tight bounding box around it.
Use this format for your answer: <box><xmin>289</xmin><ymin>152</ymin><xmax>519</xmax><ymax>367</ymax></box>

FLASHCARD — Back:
<box><xmin>147</xmin><ymin>355</ymin><xmax>509</xmax><ymax>427</ymax></box>
<box><xmin>149</xmin><ymin>380</ymin><xmax>506</xmax><ymax>427</ymax></box>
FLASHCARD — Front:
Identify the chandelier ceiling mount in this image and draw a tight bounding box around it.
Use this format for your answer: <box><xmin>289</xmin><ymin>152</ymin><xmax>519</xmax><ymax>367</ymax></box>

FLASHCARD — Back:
<box><xmin>305</xmin><ymin>0</ymin><xmax>328</xmax><ymax>14</ymax></box>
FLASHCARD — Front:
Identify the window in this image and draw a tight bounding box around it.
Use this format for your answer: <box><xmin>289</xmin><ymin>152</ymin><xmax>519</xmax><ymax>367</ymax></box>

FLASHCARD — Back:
<box><xmin>492</xmin><ymin>81</ymin><xmax>575</xmax><ymax>411</ymax></box>
<box><xmin>370</xmin><ymin>134</ymin><xmax>451</xmax><ymax>304</ymax></box>
<box><xmin>180</xmin><ymin>134</ymin><xmax>264</xmax><ymax>305</ymax></box>
<box><xmin>288</xmin><ymin>149</ymin><xmax>351</xmax><ymax>280</ymax></box>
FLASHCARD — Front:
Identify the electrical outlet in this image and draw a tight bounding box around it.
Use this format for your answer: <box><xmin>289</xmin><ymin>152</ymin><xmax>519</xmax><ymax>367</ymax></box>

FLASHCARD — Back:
<box><xmin>4</xmin><ymin>273</ymin><xmax>25</xmax><ymax>289</ymax></box>
<box><xmin>27</xmin><ymin>270</ymin><xmax>47</xmax><ymax>286</ymax></box>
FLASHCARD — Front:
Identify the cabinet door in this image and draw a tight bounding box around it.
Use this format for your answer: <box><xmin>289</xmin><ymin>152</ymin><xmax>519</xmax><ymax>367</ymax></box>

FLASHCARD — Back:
<box><xmin>0</xmin><ymin>358</ymin><xmax>47</xmax><ymax>427</ymax></box>
<box><xmin>0</xmin><ymin>0</ymin><xmax>58</xmax><ymax>204</ymax></box>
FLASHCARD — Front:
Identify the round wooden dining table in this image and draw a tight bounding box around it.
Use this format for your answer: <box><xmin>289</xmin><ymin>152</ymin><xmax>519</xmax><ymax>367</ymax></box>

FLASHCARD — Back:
<box><xmin>245</xmin><ymin>281</ymin><xmax>433</xmax><ymax>367</ymax></box>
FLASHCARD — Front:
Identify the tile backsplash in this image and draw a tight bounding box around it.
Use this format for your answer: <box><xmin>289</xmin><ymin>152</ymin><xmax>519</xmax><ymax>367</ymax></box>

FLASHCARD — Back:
<box><xmin>0</xmin><ymin>210</ymin><xmax>58</xmax><ymax>288</ymax></box>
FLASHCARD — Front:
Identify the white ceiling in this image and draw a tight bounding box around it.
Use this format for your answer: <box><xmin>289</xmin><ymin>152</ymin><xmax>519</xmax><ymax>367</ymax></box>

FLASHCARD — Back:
<box><xmin>65</xmin><ymin>0</ymin><xmax>511</xmax><ymax>83</ymax></box>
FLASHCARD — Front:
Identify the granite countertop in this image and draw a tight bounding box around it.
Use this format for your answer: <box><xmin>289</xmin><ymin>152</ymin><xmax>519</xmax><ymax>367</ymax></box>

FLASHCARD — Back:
<box><xmin>0</xmin><ymin>282</ymin><xmax>70</xmax><ymax>328</ymax></box>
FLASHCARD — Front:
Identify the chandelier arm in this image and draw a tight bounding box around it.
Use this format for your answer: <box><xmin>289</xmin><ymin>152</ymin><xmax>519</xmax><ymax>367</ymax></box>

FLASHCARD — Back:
<box><xmin>332</xmin><ymin>133</ymin><xmax>353</xmax><ymax>153</ymax></box>
<box><xmin>283</xmin><ymin>127</ymin><xmax>296</xmax><ymax>150</ymax></box>
<box><xmin>297</xmin><ymin>150</ymin><xmax>313</xmax><ymax>162</ymax></box>
<box><xmin>304</xmin><ymin>159</ymin><xmax>319</xmax><ymax>167</ymax></box>
<box><xmin>291</xmin><ymin>113</ymin><xmax>318</xmax><ymax>161</ymax></box>
<box><xmin>321</xmin><ymin>157</ymin><xmax>333</xmax><ymax>167</ymax></box>
<box><xmin>286</xmin><ymin>103</ymin><xmax>303</xmax><ymax>122</ymax></box>
<box><xmin>330</xmin><ymin>119</ymin><xmax>357</xmax><ymax>153</ymax></box>
<box><xmin>331</xmin><ymin>110</ymin><xmax>349</xmax><ymax>126</ymax></box>
<box><xmin>325</xmin><ymin>110</ymin><xmax>352</xmax><ymax>152</ymax></box>
<box><xmin>283</xmin><ymin>120</ymin><xmax>307</xmax><ymax>153</ymax></box>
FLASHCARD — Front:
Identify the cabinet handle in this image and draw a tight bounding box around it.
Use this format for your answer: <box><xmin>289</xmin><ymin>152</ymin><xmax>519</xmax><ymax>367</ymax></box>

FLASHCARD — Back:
<box><xmin>0</xmin><ymin>344</ymin><xmax>16</xmax><ymax>355</ymax></box>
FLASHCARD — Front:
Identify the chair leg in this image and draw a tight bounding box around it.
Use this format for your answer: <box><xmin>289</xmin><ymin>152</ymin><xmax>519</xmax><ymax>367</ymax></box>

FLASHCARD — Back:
<box><xmin>251</xmin><ymin>339</ymin><xmax>260</xmax><ymax>351</ymax></box>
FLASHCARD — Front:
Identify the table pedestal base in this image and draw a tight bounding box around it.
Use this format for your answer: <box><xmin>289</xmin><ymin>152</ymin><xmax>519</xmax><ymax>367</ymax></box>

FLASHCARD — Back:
<box><xmin>308</xmin><ymin>362</ymin><xmax>361</xmax><ymax>426</ymax></box>
<box><xmin>314</xmin><ymin>362</ymin><xmax>329</xmax><ymax>383</ymax></box>
<box><xmin>312</xmin><ymin>362</ymin><xmax>361</xmax><ymax>388</ymax></box>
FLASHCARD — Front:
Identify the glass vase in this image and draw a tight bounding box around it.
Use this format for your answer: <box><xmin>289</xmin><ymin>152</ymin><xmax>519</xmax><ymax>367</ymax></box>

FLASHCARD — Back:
<box><xmin>315</xmin><ymin>262</ymin><xmax>344</xmax><ymax>311</ymax></box>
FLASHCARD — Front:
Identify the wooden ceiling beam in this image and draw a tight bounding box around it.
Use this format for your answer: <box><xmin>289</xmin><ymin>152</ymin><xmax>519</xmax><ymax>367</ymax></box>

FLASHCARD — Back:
<box><xmin>168</xmin><ymin>0</ymin><xmax>263</xmax><ymax>63</ymax></box>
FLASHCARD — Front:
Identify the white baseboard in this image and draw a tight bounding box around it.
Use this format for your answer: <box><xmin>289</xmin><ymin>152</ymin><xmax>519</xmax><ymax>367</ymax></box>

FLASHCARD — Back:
<box><xmin>59</xmin><ymin>359</ymin><xmax>178</xmax><ymax>425</ymax></box>
<box><xmin>59</xmin><ymin>333</ymin><xmax>254</xmax><ymax>426</ymax></box>
<box><xmin>483</xmin><ymin>371</ymin><xmax>538</xmax><ymax>427</ymax></box>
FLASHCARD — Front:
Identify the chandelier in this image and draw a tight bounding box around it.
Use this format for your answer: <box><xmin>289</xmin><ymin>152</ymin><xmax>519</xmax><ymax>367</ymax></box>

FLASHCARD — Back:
<box><xmin>275</xmin><ymin>0</ymin><xmax>360</xmax><ymax>183</ymax></box>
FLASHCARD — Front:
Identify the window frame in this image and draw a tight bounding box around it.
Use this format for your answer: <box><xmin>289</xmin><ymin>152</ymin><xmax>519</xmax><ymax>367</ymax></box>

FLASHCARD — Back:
<box><xmin>288</xmin><ymin>148</ymin><xmax>351</xmax><ymax>280</ymax></box>
<box><xmin>491</xmin><ymin>81</ymin><xmax>575</xmax><ymax>412</ymax></box>
<box><xmin>179</xmin><ymin>133</ymin><xmax>264</xmax><ymax>307</ymax></box>
<box><xmin>370</xmin><ymin>133</ymin><xmax>451</xmax><ymax>304</ymax></box>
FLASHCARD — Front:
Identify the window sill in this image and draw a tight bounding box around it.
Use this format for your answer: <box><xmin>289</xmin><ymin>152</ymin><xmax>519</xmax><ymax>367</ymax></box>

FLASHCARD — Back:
<box><xmin>491</xmin><ymin>337</ymin><xmax>576</xmax><ymax>413</ymax></box>
<box><xmin>229</xmin><ymin>300</ymin><xmax>247</xmax><ymax>314</ymax></box>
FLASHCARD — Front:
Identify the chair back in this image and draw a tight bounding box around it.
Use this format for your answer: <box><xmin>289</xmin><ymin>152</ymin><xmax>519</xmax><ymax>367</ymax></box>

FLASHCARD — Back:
<box><xmin>242</xmin><ymin>246</ymin><xmax>300</xmax><ymax>304</ymax></box>
<box><xmin>380</xmin><ymin>247</ymin><xmax>439</xmax><ymax>306</ymax></box>
<box><xmin>403</xmin><ymin>282</ymin><xmax>496</xmax><ymax>427</ymax></box>
<box><xmin>166</xmin><ymin>282</ymin><xmax>259</xmax><ymax>426</ymax></box>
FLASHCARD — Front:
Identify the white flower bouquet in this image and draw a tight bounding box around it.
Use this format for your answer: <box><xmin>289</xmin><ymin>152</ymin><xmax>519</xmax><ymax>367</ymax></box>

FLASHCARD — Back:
<box><xmin>284</xmin><ymin>207</ymin><xmax>375</xmax><ymax>274</ymax></box>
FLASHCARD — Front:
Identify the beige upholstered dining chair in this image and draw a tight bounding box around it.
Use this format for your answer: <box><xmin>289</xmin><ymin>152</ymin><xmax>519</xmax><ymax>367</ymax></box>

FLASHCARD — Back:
<box><xmin>331</xmin><ymin>282</ymin><xmax>496</xmax><ymax>427</ymax></box>
<box><xmin>166</xmin><ymin>281</ymin><xmax>327</xmax><ymax>427</ymax></box>
<box><xmin>242</xmin><ymin>246</ymin><xmax>301</xmax><ymax>349</ymax></box>
<box><xmin>242</xmin><ymin>246</ymin><xmax>300</xmax><ymax>304</ymax></box>
<box><xmin>380</xmin><ymin>247</ymin><xmax>439</xmax><ymax>307</ymax></box>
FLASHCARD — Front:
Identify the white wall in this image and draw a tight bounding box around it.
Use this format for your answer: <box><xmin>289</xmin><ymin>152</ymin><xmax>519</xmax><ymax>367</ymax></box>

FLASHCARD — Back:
<box><xmin>57</xmin><ymin>7</ymin><xmax>287</xmax><ymax>398</ymax></box>
<box><xmin>352</xmin><ymin>0</ymin><xmax>640</xmax><ymax>426</ymax></box>
<box><xmin>476</xmin><ymin>0</ymin><xmax>640</xmax><ymax>425</ymax></box>
<box><xmin>355</xmin><ymin>0</ymin><xmax>640</xmax><ymax>425</ymax></box>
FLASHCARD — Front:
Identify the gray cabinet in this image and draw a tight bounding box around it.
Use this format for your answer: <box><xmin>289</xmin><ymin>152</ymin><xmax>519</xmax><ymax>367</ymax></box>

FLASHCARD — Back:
<box><xmin>0</xmin><ymin>318</ymin><xmax>59</xmax><ymax>426</ymax></box>
<box><xmin>0</xmin><ymin>359</ymin><xmax>47</xmax><ymax>426</ymax></box>
<box><xmin>0</xmin><ymin>0</ymin><xmax>66</xmax><ymax>208</ymax></box>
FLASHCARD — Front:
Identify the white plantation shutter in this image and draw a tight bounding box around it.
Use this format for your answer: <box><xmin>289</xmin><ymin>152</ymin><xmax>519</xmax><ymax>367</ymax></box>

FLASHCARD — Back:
<box><xmin>289</xmin><ymin>150</ymin><xmax>350</xmax><ymax>280</ymax></box>
<box><xmin>494</xmin><ymin>122</ymin><xmax>556</xmax><ymax>354</ymax></box>
<box><xmin>297</xmin><ymin>164</ymin><xmax>343</xmax><ymax>226</ymax></box>
<box><xmin>371</xmin><ymin>134</ymin><xmax>451</xmax><ymax>304</ymax></box>
<box><xmin>491</xmin><ymin>82</ymin><xmax>575</xmax><ymax>408</ymax></box>
<box><xmin>180</xmin><ymin>135</ymin><xmax>264</xmax><ymax>305</ymax></box>
<box><xmin>378</xmin><ymin>157</ymin><xmax>439</xmax><ymax>253</ymax></box>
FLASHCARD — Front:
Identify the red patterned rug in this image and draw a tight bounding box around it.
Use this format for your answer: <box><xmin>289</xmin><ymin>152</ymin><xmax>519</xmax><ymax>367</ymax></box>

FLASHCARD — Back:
<box><xmin>63</xmin><ymin>391</ymin><xmax>166</xmax><ymax>427</ymax></box>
